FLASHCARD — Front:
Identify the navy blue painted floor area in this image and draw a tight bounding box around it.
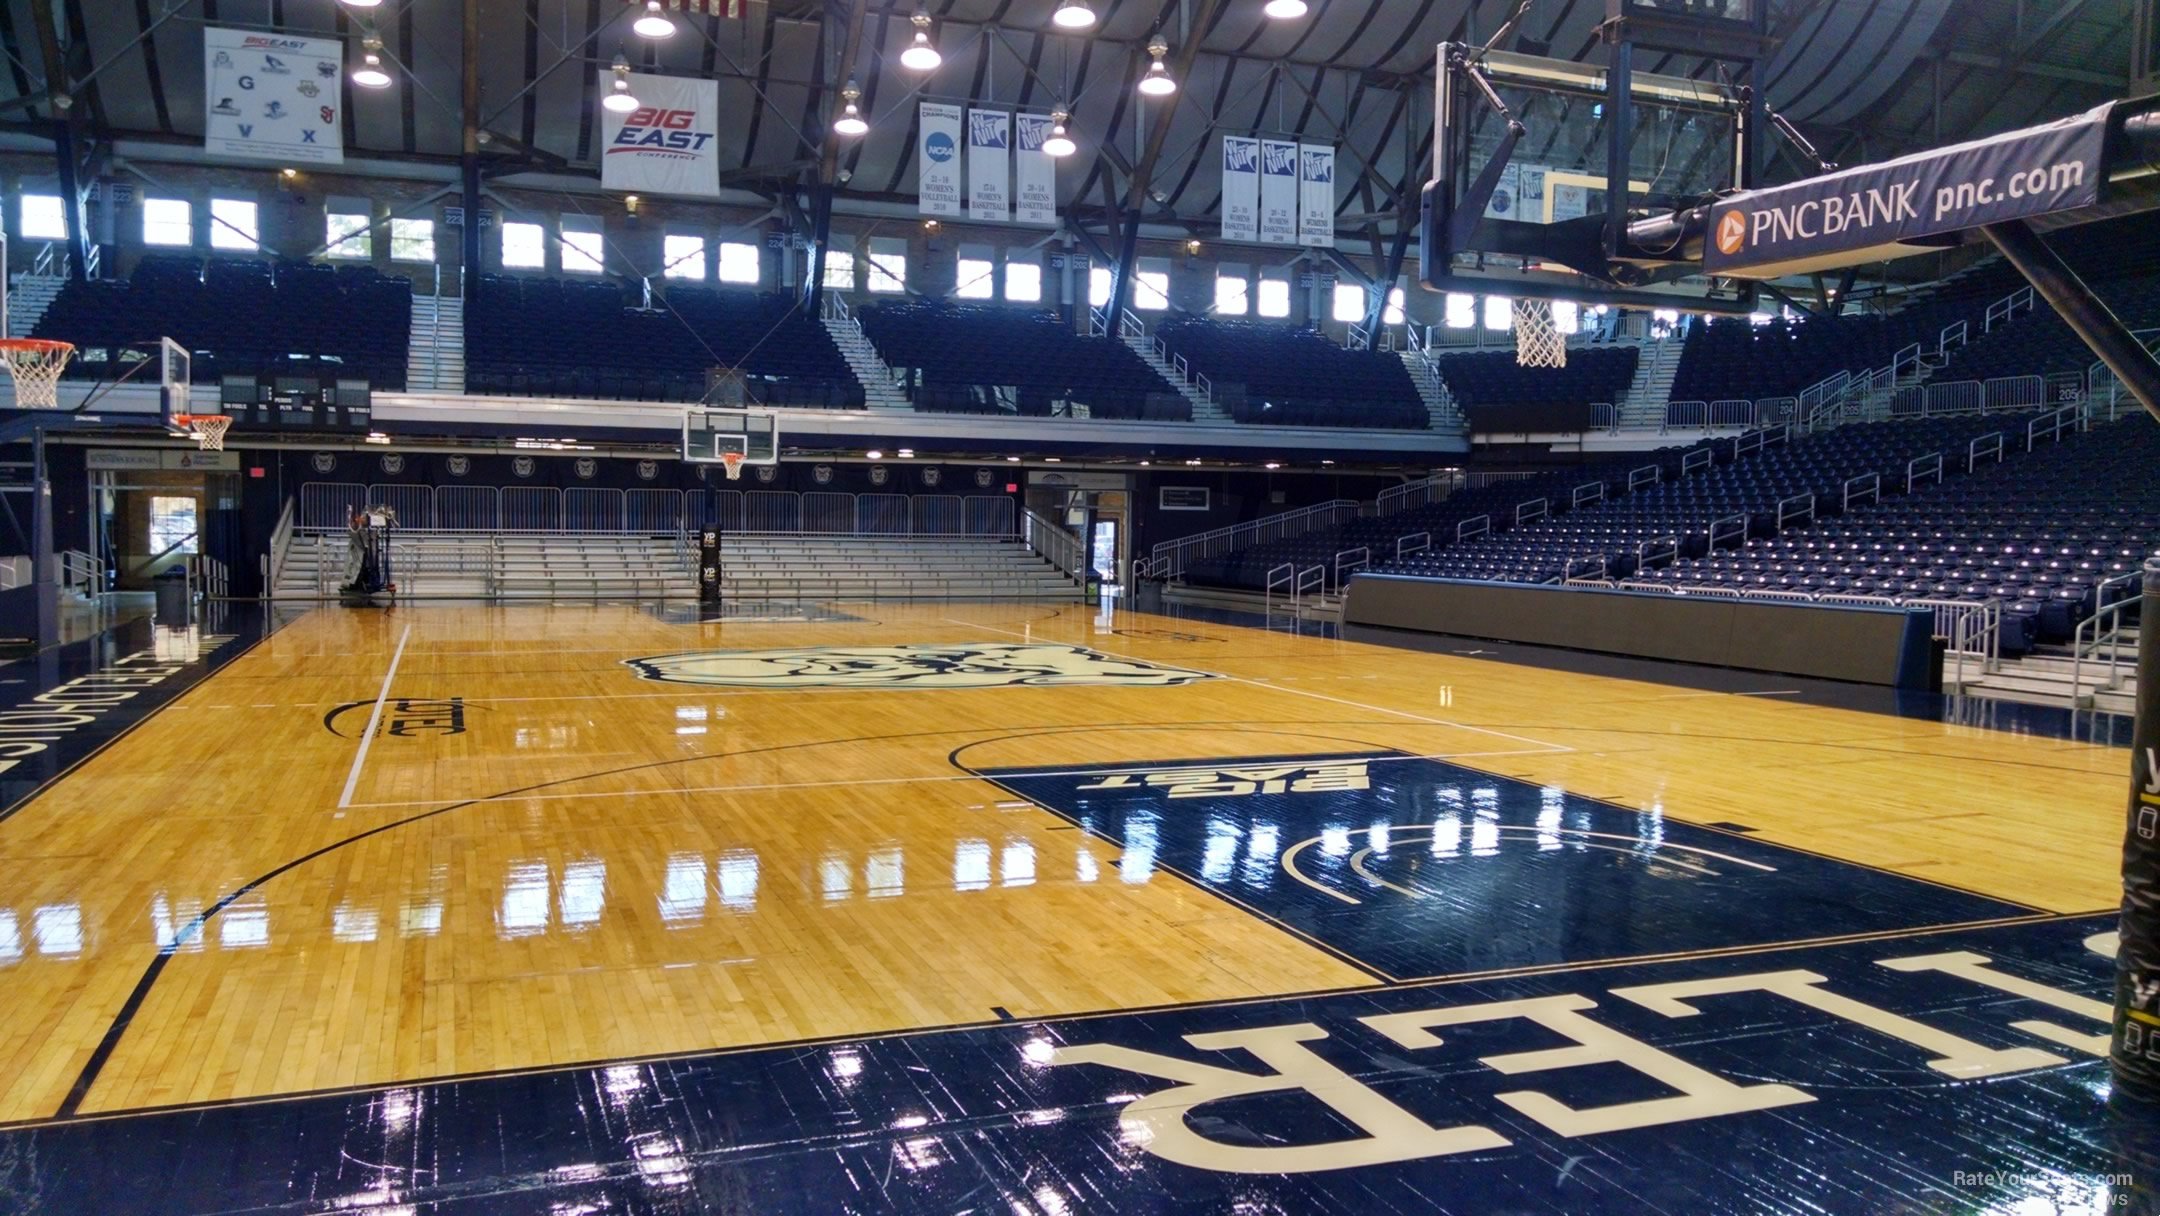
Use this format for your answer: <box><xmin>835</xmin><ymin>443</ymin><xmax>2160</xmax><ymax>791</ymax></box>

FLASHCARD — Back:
<box><xmin>0</xmin><ymin>916</ymin><xmax>2139</xmax><ymax>1213</ymax></box>
<box><xmin>0</xmin><ymin>601</ymin><xmax>272</xmax><ymax>821</ymax></box>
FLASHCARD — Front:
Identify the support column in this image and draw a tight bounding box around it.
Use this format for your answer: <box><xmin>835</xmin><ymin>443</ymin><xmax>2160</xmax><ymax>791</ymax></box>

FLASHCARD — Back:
<box><xmin>1981</xmin><ymin>220</ymin><xmax>2160</xmax><ymax>423</ymax></box>
<box><xmin>2117</xmin><ymin>560</ymin><xmax>2160</xmax><ymax>1097</ymax></box>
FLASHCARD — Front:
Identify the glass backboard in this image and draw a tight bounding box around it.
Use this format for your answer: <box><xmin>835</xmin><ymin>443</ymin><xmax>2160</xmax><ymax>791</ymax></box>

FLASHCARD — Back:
<box><xmin>683</xmin><ymin>407</ymin><xmax>779</xmax><ymax>465</ymax></box>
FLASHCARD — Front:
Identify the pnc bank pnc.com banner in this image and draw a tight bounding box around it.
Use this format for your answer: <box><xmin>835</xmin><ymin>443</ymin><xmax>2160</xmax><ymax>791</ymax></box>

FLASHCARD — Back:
<box><xmin>1702</xmin><ymin>103</ymin><xmax>2111</xmax><ymax>275</ymax></box>
<box><xmin>598</xmin><ymin>72</ymin><xmax>722</xmax><ymax>197</ymax></box>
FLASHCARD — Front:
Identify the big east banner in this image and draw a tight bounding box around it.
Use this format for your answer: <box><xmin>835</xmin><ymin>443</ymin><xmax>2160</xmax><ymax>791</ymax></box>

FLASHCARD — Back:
<box><xmin>203</xmin><ymin>26</ymin><xmax>344</xmax><ymax>165</ymax></box>
<box><xmin>599</xmin><ymin>72</ymin><xmax>721</xmax><ymax>198</ymax></box>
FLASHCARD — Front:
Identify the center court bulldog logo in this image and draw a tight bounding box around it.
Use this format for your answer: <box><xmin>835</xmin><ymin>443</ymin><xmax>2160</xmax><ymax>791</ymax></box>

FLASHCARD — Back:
<box><xmin>623</xmin><ymin>643</ymin><xmax>1212</xmax><ymax>690</ymax></box>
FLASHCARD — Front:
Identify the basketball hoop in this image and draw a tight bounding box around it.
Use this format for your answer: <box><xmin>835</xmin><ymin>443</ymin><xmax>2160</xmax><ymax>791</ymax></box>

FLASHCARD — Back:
<box><xmin>0</xmin><ymin>338</ymin><xmax>75</xmax><ymax>409</ymax></box>
<box><xmin>1512</xmin><ymin>299</ymin><xmax>1567</xmax><ymax>369</ymax></box>
<box><xmin>720</xmin><ymin>450</ymin><xmax>745</xmax><ymax>481</ymax></box>
<box><xmin>172</xmin><ymin>413</ymin><xmax>233</xmax><ymax>451</ymax></box>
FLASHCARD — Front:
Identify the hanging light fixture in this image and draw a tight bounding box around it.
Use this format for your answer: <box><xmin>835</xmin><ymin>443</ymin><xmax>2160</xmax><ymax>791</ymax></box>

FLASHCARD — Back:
<box><xmin>633</xmin><ymin>0</ymin><xmax>678</xmax><ymax>38</ymax></box>
<box><xmin>350</xmin><ymin>34</ymin><xmax>393</xmax><ymax>89</ymax></box>
<box><xmin>603</xmin><ymin>53</ymin><xmax>640</xmax><ymax>113</ymax></box>
<box><xmin>1262</xmin><ymin>0</ymin><xmax>1308</xmax><ymax>17</ymax></box>
<box><xmin>1138</xmin><ymin>36</ymin><xmax>1176</xmax><ymax>96</ymax></box>
<box><xmin>337</xmin><ymin>0</ymin><xmax>383</xmax><ymax>8</ymax></box>
<box><xmin>832</xmin><ymin>79</ymin><xmax>869</xmax><ymax>136</ymax></box>
<box><xmin>900</xmin><ymin>10</ymin><xmax>942</xmax><ymax>71</ymax></box>
<box><xmin>1052</xmin><ymin>1</ymin><xmax>1097</xmax><ymax>29</ymax></box>
<box><xmin>1043</xmin><ymin>109</ymin><xmax>1076</xmax><ymax>157</ymax></box>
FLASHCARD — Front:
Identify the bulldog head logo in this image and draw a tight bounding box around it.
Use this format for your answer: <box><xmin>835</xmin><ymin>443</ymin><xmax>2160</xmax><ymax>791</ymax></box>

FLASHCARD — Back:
<box><xmin>623</xmin><ymin>643</ymin><xmax>1212</xmax><ymax>691</ymax></box>
<box><xmin>636</xmin><ymin>460</ymin><xmax>659</xmax><ymax>482</ymax></box>
<box><xmin>446</xmin><ymin>455</ymin><xmax>471</xmax><ymax>477</ymax></box>
<box><xmin>975</xmin><ymin>468</ymin><xmax>994</xmax><ymax>488</ymax></box>
<box><xmin>512</xmin><ymin>455</ymin><xmax>536</xmax><ymax>478</ymax></box>
<box><xmin>922</xmin><ymin>467</ymin><xmax>941</xmax><ymax>488</ymax></box>
<box><xmin>311</xmin><ymin>452</ymin><xmax>337</xmax><ymax>474</ymax></box>
<box><xmin>379</xmin><ymin>453</ymin><xmax>405</xmax><ymax>475</ymax></box>
<box><xmin>575</xmin><ymin>458</ymin><xmax>598</xmax><ymax>480</ymax></box>
<box><xmin>813</xmin><ymin>464</ymin><xmax>834</xmax><ymax>485</ymax></box>
<box><xmin>868</xmin><ymin>465</ymin><xmax>889</xmax><ymax>487</ymax></box>
<box><xmin>755</xmin><ymin>464</ymin><xmax>778</xmax><ymax>483</ymax></box>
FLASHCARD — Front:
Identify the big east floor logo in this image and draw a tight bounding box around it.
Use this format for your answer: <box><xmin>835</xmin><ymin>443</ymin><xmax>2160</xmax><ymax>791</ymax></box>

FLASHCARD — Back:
<box><xmin>609</xmin><ymin>108</ymin><xmax>715</xmax><ymax>157</ymax></box>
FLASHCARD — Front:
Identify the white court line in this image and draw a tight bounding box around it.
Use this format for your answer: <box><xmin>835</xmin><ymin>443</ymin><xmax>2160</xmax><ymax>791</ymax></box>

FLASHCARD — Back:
<box><xmin>337</xmin><ymin>623</ymin><xmax>413</xmax><ymax>809</ymax></box>
<box><xmin>944</xmin><ymin>617</ymin><xmax>1575</xmax><ymax>757</ymax></box>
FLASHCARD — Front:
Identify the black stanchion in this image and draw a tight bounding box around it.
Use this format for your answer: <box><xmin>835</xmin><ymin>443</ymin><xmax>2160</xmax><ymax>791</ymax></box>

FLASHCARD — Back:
<box><xmin>2117</xmin><ymin>558</ymin><xmax>2160</xmax><ymax>1095</ymax></box>
<box><xmin>699</xmin><ymin>526</ymin><xmax>722</xmax><ymax>608</ymax></box>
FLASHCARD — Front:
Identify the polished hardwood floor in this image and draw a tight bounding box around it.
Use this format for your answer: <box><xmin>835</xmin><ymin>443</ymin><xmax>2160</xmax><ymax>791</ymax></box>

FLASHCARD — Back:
<box><xmin>0</xmin><ymin>599</ymin><xmax>2125</xmax><ymax>1124</ymax></box>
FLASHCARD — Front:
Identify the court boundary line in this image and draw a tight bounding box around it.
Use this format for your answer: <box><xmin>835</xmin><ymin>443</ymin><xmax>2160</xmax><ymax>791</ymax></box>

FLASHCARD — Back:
<box><xmin>336</xmin><ymin>622</ymin><xmax>411</xmax><ymax>810</ymax></box>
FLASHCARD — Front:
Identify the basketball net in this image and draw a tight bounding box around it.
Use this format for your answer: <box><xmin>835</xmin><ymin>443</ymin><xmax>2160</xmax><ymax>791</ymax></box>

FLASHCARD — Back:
<box><xmin>721</xmin><ymin>451</ymin><xmax>745</xmax><ymax>481</ymax></box>
<box><xmin>0</xmin><ymin>339</ymin><xmax>75</xmax><ymax>409</ymax></box>
<box><xmin>1513</xmin><ymin>299</ymin><xmax>1567</xmax><ymax>369</ymax></box>
<box><xmin>173</xmin><ymin>414</ymin><xmax>233</xmax><ymax>451</ymax></box>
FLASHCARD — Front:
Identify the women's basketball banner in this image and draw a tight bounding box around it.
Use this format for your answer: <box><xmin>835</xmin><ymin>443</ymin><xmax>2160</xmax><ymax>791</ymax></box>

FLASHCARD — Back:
<box><xmin>1259</xmin><ymin>139</ymin><xmax>1299</xmax><ymax>245</ymax></box>
<box><xmin>1299</xmin><ymin>144</ymin><xmax>1336</xmax><ymax>247</ymax></box>
<box><xmin>967</xmin><ymin>109</ymin><xmax>1012</xmax><ymax>223</ymax></box>
<box><xmin>919</xmin><ymin>103</ymin><xmax>963</xmax><ymax>216</ymax></box>
<box><xmin>598</xmin><ymin>72</ymin><xmax>720</xmax><ymax>197</ymax></box>
<box><xmin>1014</xmin><ymin>114</ymin><xmax>1058</xmax><ymax>227</ymax></box>
<box><xmin>1221</xmin><ymin>136</ymin><xmax>1260</xmax><ymax>242</ymax></box>
<box><xmin>202</xmin><ymin>26</ymin><xmax>345</xmax><ymax>165</ymax></box>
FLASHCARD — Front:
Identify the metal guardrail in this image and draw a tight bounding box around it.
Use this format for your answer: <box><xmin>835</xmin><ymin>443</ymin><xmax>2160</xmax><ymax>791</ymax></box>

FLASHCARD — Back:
<box><xmin>2069</xmin><ymin>571</ymin><xmax>2146</xmax><ymax>702</ymax></box>
<box><xmin>1625</xmin><ymin>581</ymin><xmax>2001</xmax><ymax>683</ymax></box>
<box><xmin>297</xmin><ymin>483</ymin><xmax>1016</xmax><ymax>538</ymax></box>
<box><xmin>59</xmin><ymin>549</ymin><xmax>100</xmax><ymax>596</ymax></box>
<box><xmin>1022</xmin><ymin>509</ymin><xmax>1092</xmax><ymax>599</ymax></box>
<box><xmin>1149</xmin><ymin>498</ymin><xmax>1360</xmax><ymax>579</ymax></box>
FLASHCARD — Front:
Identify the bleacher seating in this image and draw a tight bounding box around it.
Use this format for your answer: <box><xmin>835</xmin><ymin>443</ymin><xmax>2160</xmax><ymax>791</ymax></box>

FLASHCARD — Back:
<box><xmin>856</xmin><ymin>301</ymin><xmax>1182</xmax><ymax>420</ymax></box>
<box><xmin>35</xmin><ymin>254</ymin><xmax>411</xmax><ymax>389</ymax></box>
<box><xmin>1433</xmin><ymin>346</ymin><xmax>1638</xmax><ymax>431</ymax></box>
<box><xmin>463</xmin><ymin>278</ymin><xmax>862</xmax><ymax>406</ymax></box>
<box><xmin>1156</xmin><ymin>318</ymin><xmax>1427</xmax><ymax>428</ymax></box>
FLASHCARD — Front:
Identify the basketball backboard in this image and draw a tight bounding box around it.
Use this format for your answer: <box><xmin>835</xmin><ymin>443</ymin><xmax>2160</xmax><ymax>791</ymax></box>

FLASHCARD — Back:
<box><xmin>683</xmin><ymin>407</ymin><xmax>778</xmax><ymax>465</ymax></box>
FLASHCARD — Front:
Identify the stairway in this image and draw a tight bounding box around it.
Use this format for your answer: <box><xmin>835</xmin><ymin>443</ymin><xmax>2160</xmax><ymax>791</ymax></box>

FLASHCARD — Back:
<box><xmin>7</xmin><ymin>273</ymin><xmax>67</xmax><ymax>337</ymax></box>
<box><xmin>822</xmin><ymin>318</ymin><xmax>911</xmax><ymax>410</ymax></box>
<box><xmin>1120</xmin><ymin>333</ymin><xmax>1227</xmax><ymax>422</ymax></box>
<box><xmin>1397</xmin><ymin>350</ymin><xmax>1465</xmax><ymax>431</ymax></box>
<box><xmin>276</xmin><ymin>532</ymin><xmax>694</xmax><ymax>599</ymax></box>
<box><xmin>1957</xmin><ymin>631</ymin><xmax>2139</xmax><ymax>714</ymax></box>
<box><xmin>406</xmin><ymin>293</ymin><xmax>465</xmax><ymax>392</ymax></box>
<box><xmin>722</xmin><ymin>534</ymin><xmax>1079</xmax><ymax>599</ymax></box>
<box><xmin>1620</xmin><ymin>338</ymin><xmax>1680</xmax><ymax>428</ymax></box>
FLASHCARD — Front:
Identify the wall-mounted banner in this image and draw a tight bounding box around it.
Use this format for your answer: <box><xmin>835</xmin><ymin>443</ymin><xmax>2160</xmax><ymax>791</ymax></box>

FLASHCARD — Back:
<box><xmin>1701</xmin><ymin>102</ymin><xmax>2110</xmax><ymax>277</ymax></box>
<box><xmin>1259</xmin><ymin>139</ymin><xmax>1299</xmax><ymax>245</ymax></box>
<box><xmin>1014</xmin><ymin>114</ymin><xmax>1058</xmax><ymax>227</ymax></box>
<box><xmin>203</xmin><ymin>26</ymin><xmax>344</xmax><ymax>165</ymax></box>
<box><xmin>967</xmin><ymin>109</ymin><xmax>1012</xmax><ymax>223</ymax></box>
<box><xmin>598</xmin><ymin>73</ymin><xmax>721</xmax><ymax>197</ymax></box>
<box><xmin>1299</xmin><ymin>144</ymin><xmax>1336</xmax><ymax>248</ymax></box>
<box><xmin>919</xmin><ymin>103</ymin><xmax>964</xmax><ymax>217</ymax></box>
<box><xmin>1221</xmin><ymin>136</ymin><xmax>1260</xmax><ymax>243</ymax></box>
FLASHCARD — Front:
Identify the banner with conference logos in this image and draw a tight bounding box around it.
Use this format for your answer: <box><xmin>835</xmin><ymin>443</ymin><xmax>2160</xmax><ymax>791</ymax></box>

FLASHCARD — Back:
<box><xmin>1299</xmin><ymin>144</ymin><xmax>1336</xmax><ymax>247</ymax></box>
<box><xmin>1014</xmin><ymin>113</ymin><xmax>1057</xmax><ymax>227</ymax></box>
<box><xmin>918</xmin><ymin>103</ymin><xmax>963</xmax><ymax>216</ymax></box>
<box><xmin>1221</xmin><ymin>136</ymin><xmax>1260</xmax><ymax>242</ymax></box>
<box><xmin>1259</xmin><ymin>138</ymin><xmax>1299</xmax><ymax>244</ymax></box>
<box><xmin>967</xmin><ymin>109</ymin><xmax>1012</xmax><ymax>223</ymax></box>
<box><xmin>202</xmin><ymin>26</ymin><xmax>345</xmax><ymax>165</ymax></box>
<box><xmin>598</xmin><ymin>72</ymin><xmax>721</xmax><ymax>197</ymax></box>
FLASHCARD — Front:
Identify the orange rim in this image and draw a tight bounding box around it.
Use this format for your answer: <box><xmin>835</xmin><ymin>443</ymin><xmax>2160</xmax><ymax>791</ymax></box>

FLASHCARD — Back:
<box><xmin>0</xmin><ymin>338</ymin><xmax>73</xmax><ymax>354</ymax></box>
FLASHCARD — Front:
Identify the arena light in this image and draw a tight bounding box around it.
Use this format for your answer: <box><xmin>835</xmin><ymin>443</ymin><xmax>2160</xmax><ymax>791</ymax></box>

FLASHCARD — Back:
<box><xmin>866</xmin><ymin>450</ymin><xmax>884</xmax><ymax>460</ymax></box>
<box><xmin>338</xmin><ymin>0</ymin><xmax>383</xmax><ymax>8</ymax></box>
<box><xmin>603</xmin><ymin>55</ymin><xmax>639</xmax><ymax>113</ymax></box>
<box><xmin>1052</xmin><ymin>1</ymin><xmax>1097</xmax><ymax>28</ymax></box>
<box><xmin>633</xmin><ymin>0</ymin><xmax>678</xmax><ymax>38</ymax></box>
<box><xmin>1043</xmin><ymin>109</ymin><xmax>1076</xmax><ymax>158</ymax></box>
<box><xmin>901</xmin><ymin>11</ymin><xmax>942</xmax><ymax>71</ymax></box>
<box><xmin>1262</xmin><ymin>0</ymin><xmax>1308</xmax><ymax>17</ymax></box>
<box><xmin>350</xmin><ymin>35</ymin><xmax>393</xmax><ymax>89</ymax></box>
<box><xmin>833</xmin><ymin>80</ymin><xmax>868</xmax><ymax>136</ymax></box>
<box><xmin>1138</xmin><ymin>37</ymin><xmax>1176</xmax><ymax>96</ymax></box>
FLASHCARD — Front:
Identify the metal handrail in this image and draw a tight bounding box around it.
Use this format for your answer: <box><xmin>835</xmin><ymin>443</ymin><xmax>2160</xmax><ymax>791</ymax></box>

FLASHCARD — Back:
<box><xmin>2071</xmin><ymin>594</ymin><xmax>2141</xmax><ymax>702</ymax></box>
<box><xmin>1022</xmin><ymin>508</ymin><xmax>1092</xmax><ymax>599</ymax></box>
<box><xmin>1148</xmin><ymin>498</ymin><xmax>1359</xmax><ymax>578</ymax></box>
<box><xmin>1333</xmin><ymin>546</ymin><xmax>1369</xmax><ymax>589</ymax></box>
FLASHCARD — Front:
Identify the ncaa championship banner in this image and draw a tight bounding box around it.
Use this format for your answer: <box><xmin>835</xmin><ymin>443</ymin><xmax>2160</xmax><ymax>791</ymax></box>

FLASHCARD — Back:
<box><xmin>967</xmin><ymin>109</ymin><xmax>1012</xmax><ymax>223</ymax></box>
<box><xmin>1259</xmin><ymin>139</ymin><xmax>1299</xmax><ymax>245</ymax></box>
<box><xmin>1014</xmin><ymin>114</ymin><xmax>1057</xmax><ymax>227</ymax></box>
<box><xmin>1221</xmin><ymin>136</ymin><xmax>1260</xmax><ymax>242</ymax></box>
<box><xmin>599</xmin><ymin>73</ymin><xmax>720</xmax><ymax>197</ymax></box>
<box><xmin>919</xmin><ymin>103</ymin><xmax>963</xmax><ymax>217</ymax></box>
<box><xmin>1299</xmin><ymin>144</ymin><xmax>1335</xmax><ymax>248</ymax></box>
<box><xmin>203</xmin><ymin>26</ymin><xmax>344</xmax><ymax>165</ymax></box>
<box><xmin>1702</xmin><ymin>102</ymin><xmax>2109</xmax><ymax>277</ymax></box>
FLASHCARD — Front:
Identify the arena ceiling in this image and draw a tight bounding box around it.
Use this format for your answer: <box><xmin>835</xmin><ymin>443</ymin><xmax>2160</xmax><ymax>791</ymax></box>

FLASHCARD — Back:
<box><xmin>0</xmin><ymin>0</ymin><xmax>2146</xmax><ymax>242</ymax></box>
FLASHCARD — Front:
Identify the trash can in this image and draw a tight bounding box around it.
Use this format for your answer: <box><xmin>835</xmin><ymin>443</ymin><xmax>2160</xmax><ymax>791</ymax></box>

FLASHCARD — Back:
<box><xmin>153</xmin><ymin>568</ymin><xmax>191</xmax><ymax>624</ymax></box>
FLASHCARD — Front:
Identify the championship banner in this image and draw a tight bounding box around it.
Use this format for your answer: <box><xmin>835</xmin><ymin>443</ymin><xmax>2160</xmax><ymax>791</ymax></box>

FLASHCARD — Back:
<box><xmin>1259</xmin><ymin>139</ymin><xmax>1299</xmax><ymax>245</ymax></box>
<box><xmin>1299</xmin><ymin>143</ymin><xmax>1335</xmax><ymax>248</ymax></box>
<box><xmin>967</xmin><ymin>109</ymin><xmax>1012</xmax><ymax>223</ymax></box>
<box><xmin>202</xmin><ymin>26</ymin><xmax>344</xmax><ymax>165</ymax></box>
<box><xmin>1014</xmin><ymin>114</ymin><xmax>1057</xmax><ymax>227</ymax></box>
<box><xmin>599</xmin><ymin>73</ymin><xmax>720</xmax><ymax>197</ymax></box>
<box><xmin>919</xmin><ymin>103</ymin><xmax>963</xmax><ymax>217</ymax></box>
<box><xmin>1702</xmin><ymin>102</ymin><xmax>2110</xmax><ymax>277</ymax></box>
<box><xmin>1221</xmin><ymin>136</ymin><xmax>1260</xmax><ymax>242</ymax></box>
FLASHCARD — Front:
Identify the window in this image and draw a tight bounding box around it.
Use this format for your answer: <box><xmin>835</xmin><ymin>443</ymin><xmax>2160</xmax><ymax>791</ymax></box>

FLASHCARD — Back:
<box><xmin>1445</xmin><ymin>292</ymin><xmax>1476</xmax><ymax>328</ymax></box>
<box><xmin>389</xmin><ymin>218</ymin><xmax>435</xmax><ymax>263</ymax></box>
<box><xmin>718</xmin><ymin>241</ymin><xmax>760</xmax><ymax>284</ymax></box>
<box><xmin>560</xmin><ymin>227</ymin><xmax>604</xmax><ymax>274</ymax></box>
<box><xmin>1483</xmin><ymin>295</ymin><xmax>1512</xmax><ymax>331</ymax></box>
<box><xmin>823</xmin><ymin>249</ymin><xmax>856</xmax><ymax>290</ymax></box>
<box><xmin>500</xmin><ymin>221</ymin><xmax>546</xmax><ymax>269</ymax></box>
<box><xmin>663</xmin><ymin>234</ymin><xmax>706</xmax><ymax>280</ymax></box>
<box><xmin>19</xmin><ymin>194</ymin><xmax>65</xmax><ymax>240</ymax></box>
<box><xmin>209</xmin><ymin>198</ymin><xmax>258</xmax><ymax>251</ymax></box>
<box><xmin>1004</xmin><ymin>261</ymin><xmax>1041</xmax><ymax>302</ymax></box>
<box><xmin>325</xmin><ymin>212</ymin><xmax>372</xmax><ymax>260</ymax></box>
<box><xmin>867</xmin><ymin>250</ymin><xmax>906</xmax><ymax>293</ymax></box>
<box><xmin>955</xmin><ymin>257</ymin><xmax>995</xmax><ymax>299</ymax></box>
<box><xmin>1382</xmin><ymin>286</ymin><xmax>1406</xmax><ymax>326</ymax></box>
<box><xmin>142</xmin><ymin>198</ymin><xmax>192</xmax><ymax>247</ymax></box>
<box><xmin>1256</xmin><ymin>277</ymin><xmax>1290</xmax><ymax>318</ymax></box>
<box><xmin>1553</xmin><ymin>300</ymin><xmax>1581</xmax><ymax>335</ymax></box>
<box><xmin>149</xmin><ymin>496</ymin><xmax>199</xmax><ymax>557</ymax></box>
<box><xmin>1134</xmin><ymin>270</ymin><xmax>1169</xmax><ymax>311</ymax></box>
<box><xmin>1215</xmin><ymin>275</ymin><xmax>1248</xmax><ymax>316</ymax></box>
<box><xmin>1331</xmin><ymin>283</ymin><xmax>1366</xmax><ymax>323</ymax></box>
<box><xmin>1088</xmin><ymin>267</ymin><xmax>1111</xmax><ymax>308</ymax></box>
